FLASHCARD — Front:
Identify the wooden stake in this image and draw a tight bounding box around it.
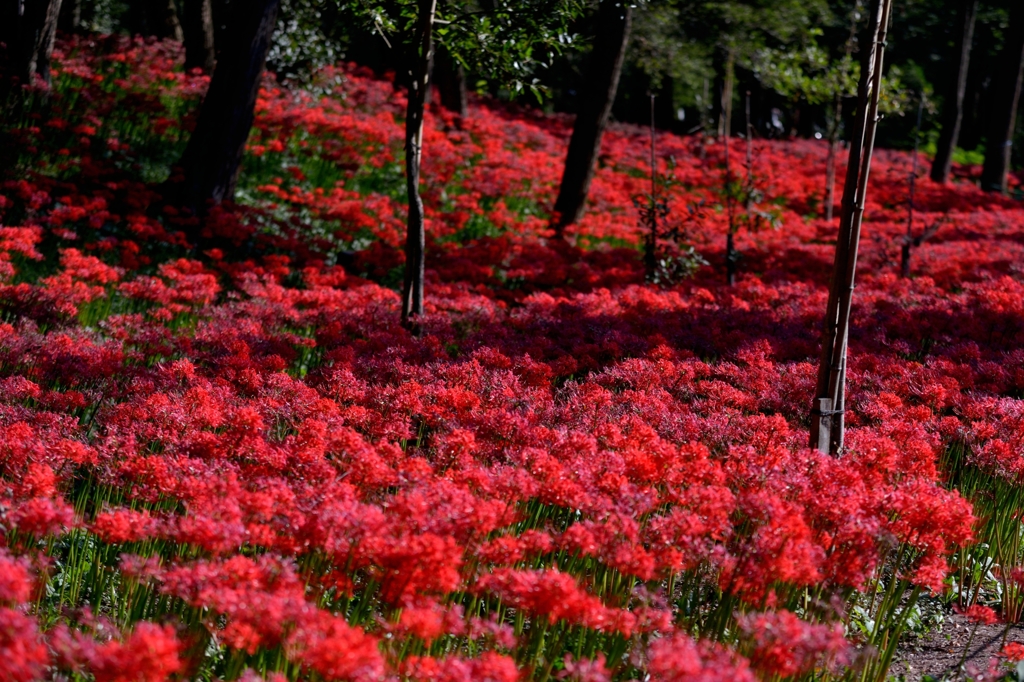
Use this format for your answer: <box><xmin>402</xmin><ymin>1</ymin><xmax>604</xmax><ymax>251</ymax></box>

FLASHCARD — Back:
<box><xmin>810</xmin><ymin>0</ymin><xmax>894</xmax><ymax>455</ymax></box>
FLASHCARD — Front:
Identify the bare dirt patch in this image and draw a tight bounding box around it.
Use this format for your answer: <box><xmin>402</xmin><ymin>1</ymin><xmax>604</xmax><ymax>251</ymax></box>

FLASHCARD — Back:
<box><xmin>891</xmin><ymin>610</ymin><xmax>1024</xmax><ymax>680</ymax></box>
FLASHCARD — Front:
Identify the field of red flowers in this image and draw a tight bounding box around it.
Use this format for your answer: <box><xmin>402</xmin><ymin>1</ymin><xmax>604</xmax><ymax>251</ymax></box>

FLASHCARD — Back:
<box><xmin>2</xmin><ymin>35</ymin><xmax>1024</xmax><ymax>682</ymax></box>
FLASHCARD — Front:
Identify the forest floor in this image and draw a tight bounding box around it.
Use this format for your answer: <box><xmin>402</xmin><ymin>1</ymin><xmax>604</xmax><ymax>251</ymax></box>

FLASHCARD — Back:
<box><xmin>893</xmin><ymin>611</ymin><xmax>1024</xmax><ymax>681</ymax></box>
<box><xmin>1</xmin><ymin>34</ymin><xmax>1024</xmax><ymax>682</ymax></box>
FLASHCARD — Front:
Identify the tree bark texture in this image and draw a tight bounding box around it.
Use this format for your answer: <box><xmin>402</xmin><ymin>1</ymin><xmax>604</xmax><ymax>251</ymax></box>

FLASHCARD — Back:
<box><xmin>810</xmin><ymin>0</ymin><xmax>893</xmax><ymax>455</ymax></box>
<box><xmin>980</xmin><ymin>2</ymin><xmax>1024</xmax><ymax>194</ymax></box>
<box><xmin>930</xmin><ymin>0</ymin><xmax>977</xmax><ymax>183</ymax></box>
<box><xmin>211</xmin><ymin>0</ymin><xmax>232</xmax><ymax>62</ymax></box>
<box><xmin>824</xmin><ymin>98</ymin><xmax>842</xmax><ymax>222</ymax></box>
<box><xmin>154</xmin><ymin>0</ymin><xmax>184</xmax><ymax>41</ymax></box>
<box><xmin>825</xmin><ymin>5</ymin><xmax>861</xmax><ymax>220</ymax></box>
<box><xmin>173</xmin><ymin>0</ymin><xmax>279</xmax><ymax>214</ymax></box>
<box><xmin>401</xmin><ymin>0</ymin><xmax>438</xmax><ymax>329</ymax></box>
<box><xmin>551</xmin><ymin>0</ymin><xmax>631</xmax><ymax>234</ymax></box>
<box><xmin>2</xmin><ymin>0</ymin><xmax>64</xmax><ymax>88</ymax></box>
<box><xmin>128</xmin><ymin>0</ymin><xmax>182</xmax><ymax>39</ymax></box>
<box><xmin>183</xmin><ymin>0</ymin><xmax>216</xmax><ymax>73</ymax></box>
<box><xmin>717</xmin><ymin>50</ymin><xmax>735</xmax><ymax>138</ymax></box>
<box><xmin>57</xmin><ymin>0</ymin><xmax>81</xmax><ymax>33</ymax></box>
<box><xmin>432</xmin><ymin>44</ymin><xmax>466</xmax><ymax>117</ymax></box>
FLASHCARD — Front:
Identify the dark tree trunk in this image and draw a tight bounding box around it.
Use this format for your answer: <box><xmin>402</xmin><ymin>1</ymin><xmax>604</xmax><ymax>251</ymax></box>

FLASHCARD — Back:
<box><xmin>823</xmin><ymin>95</ymin><xmax>842</xmax><ymax>222</ymax></box>
<box><xmin>183</xmin><ymin>0</ymin><xmax>216</xmax><ymax>73</ymax></box>
<box><xmin>930</xmin><ymin>0</ymin><xmax>977</xmax><ymax>183</ymax></box>
<box><xmin>1</xmin><ymin>3</ymin><xmax>19</xmax><ymax>93</ymax></box>
<box><xmin>152</xmin><ymin>0</ymin><xmax>183</xmax><ymax>41</ymax></box>
<box><xmin>957</xmin><ymin>21</ymin><xmax>992</xmax><ymax>153</ymax></box>
<box><xmin>552</xmin><ymin>0</ymin><xmax>631</xmax><ymax>234</ymax></box>
<box><xmin>172</xmin><ymin>0</ymin><xmax>279</xmax><ymax>215</ymax></box>
<box><xmin>126</xmin><ymin>0</ymin><xmax>148</xmax><ymax>35</ymax></box>
<box><xmin>2</xmin><ymin>0</ymin><xmax>64</xmax><ymax>89</ymax></box>
<box><xmin>211</xmin><ymin>0</ymin><xmax>232</xmax><ymax>62</ymax></box>
<box><xmin>401</xmin><ymin>0</ymin><xmax>437</xmax><ymax>330</ymax></box>
<box><xmin>128</xmin><ymin>0</ymin><xmax>181</xmax><ymax>39</ymax></box>
<box><xmin>57</xmin><ymin>0</ymin><xmax>81</xmax><ymax>33</ymax></box>
<box><xmin>34</xmin><ymin>0</ymin><xmax>62</xmax><ymax>85</ymax></box>
<box><xmin>432</xmin><ymin>44</ymin><xmax>465</xmax><ymax>117</ymax></box>
<box><xmin>717</xmin><ymin>49</ymin><xmax>735</xmax><ymax>138</ymax></box>
<box><xmin>981</xmin><ymin>2</ymin><xmax>1024</xmax><ymax>194</ymax></box>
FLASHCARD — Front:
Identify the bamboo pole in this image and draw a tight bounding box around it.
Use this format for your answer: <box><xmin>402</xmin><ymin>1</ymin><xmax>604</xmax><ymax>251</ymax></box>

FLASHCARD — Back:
<box><xmin>810</xmin><ymin>0</ymin><xmax>894</xmax><ymax>454</ymax></box>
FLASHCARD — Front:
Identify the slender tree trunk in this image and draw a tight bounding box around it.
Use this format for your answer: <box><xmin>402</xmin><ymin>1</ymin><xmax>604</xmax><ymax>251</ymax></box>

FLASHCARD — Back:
<box><xmin>211</xmin><ymin>0</ymin><xmax>232</xmax><ymax>61</ymax></box>
<box><xmin>57</xmin><ymin>0</ymin><xmax>81</xmax><ymax>33</ymax></box>
<box><xmin>401</xmin><ymin>0</ymin><xmax>438</xmax><ymax>330</ymax></box>
<box><xmin>723</xmin><ymin>125</ymin><xmax>737</xmax><ymax>285</ymax></box>
<box><xmin>930</xmin><ymin>0</ymin><xmax>977</xmax><ymax>183</ymax></box>
<box><xmin>902</xmin><ymin>98</ymin><xmax>924</xmax><ymax>277</ymax></box>
<box><xmin>958</xmin><ymin>20</ymin><xmax>990</xmax><ymax>153</ymax></box>
<box><xmin>825</xmin><ymin>4</ymin><xmax>860</xmax><ymax>220</ymax></box>
<box><xmin>717</xmin><ymin>49</ymin><xmax>735</xmax><ymax>138</ymax></box>
<box><xmin>183</xmin><ymin>0</ymin><xmax>216</xmax><ymax>73</ymax></box>
<box><xmin>151</xmin><ymin>0</ymin><xmax>183</xmax><ymax>41</ymax></box>
<box><xmin>128</xmin><ymin>0</ymin><xmax>181</xmax><ymax>39</ymax></box>
<box><xmin>432</xmin><ymin>44</ymin><xmax>465</xmax><ymax>117</ymax></box>
<box><xmin>3</xmin><ymin>0</ymin><xmax>64</xmax><ymax>89</ymax></box>
<box><xmin>126</xmin><ymin>0</ymin><xmax>148</xmax><ymax>35</ymax></box>
<box><xmin>33</xmin><ymin>0</ymin><xmax>62</xmax><ymax>86</ymax></box>
<box><xmin>552</xmin><ymin>0</ymin><xmax>631</xmax><ymax>235</ymax></box>
<box><xmin>172</xmin><ymin>0</ymin><xmax>279</xmax><ymax>215</ymax></box>
<box><xmin>699</xmin><ymin>76</ymin><xmax>710</xmax><ymax>160</ymax></box>
<box><xmin>824</xmin><ymin>98</ymin><xmax>842</xmax><ymax>221</ymax></box>
<box><xmin>744</xmin><ymin>90</ymin><xmax>753</xmax><ymax>211</ymax></box>
<box><xmin>810</xmin><ymin>0</ymin><xmax>893</xmax><ymax>455</ymax></box>
<box><xmin>643</xmin><ymin>94</ymin><xmax>657</xmax><ymax>278</ymax></box>
<box><xmin>980</xmin><ymin>2</ymin><xmax>1024</xmax><ymax>194</ymax></box>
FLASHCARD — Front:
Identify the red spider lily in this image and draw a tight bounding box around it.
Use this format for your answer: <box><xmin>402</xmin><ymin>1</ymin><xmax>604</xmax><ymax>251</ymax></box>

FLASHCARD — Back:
<box><xmin>738</xmin><ymin>609</ymin><xmax>851</xmax><ymax>678</ymax></box>
<box><xmin>0</xmin><ymin>608</ymin><xmax>49</xmax><ymax>682</ymax></box>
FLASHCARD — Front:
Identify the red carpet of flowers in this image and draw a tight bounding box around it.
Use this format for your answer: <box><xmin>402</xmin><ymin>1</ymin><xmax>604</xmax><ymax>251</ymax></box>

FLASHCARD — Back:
<box><xmin>2</xmin><ymin>35</ymin><xmax>1024</xmax><ymax>681</ymax></box>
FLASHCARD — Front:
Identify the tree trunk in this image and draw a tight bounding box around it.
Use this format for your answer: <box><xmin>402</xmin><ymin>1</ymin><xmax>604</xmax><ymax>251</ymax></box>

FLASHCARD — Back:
<box><xmin>183</xmin><ymin>0</ymin><xmax>216</xmax><ymax>73</ymax></box>
<box><xmin>958</xmin><ymin>20</ymin><xmax>991</xmax><ymax>153</ymax></box>
<box><xmin>400</xmin><ymin>0</ymin><xmax>438</xmax><ymax>330</ymax></box>
<box><xmin>172</xmin><ymin>0</ymin><xmax>279</xmax><ymax>215</ymax></box>
<box><xmin>717</xmin><ymin>50</ymin><xmax>735</xmax><ymax>138</ymax></box>
<box><xmin>810</xmin><ymin>0</ymin><xmax>893</xmax><ymax>455</ymax></box>
<box><xmin>432</xmin><ymin>44</ymin><xmax>465</xmax><ymax>117</ymax></box>
<box><xmin>57</xmin><ymin>0</ymin><xmax>81</xmax><ymax>33</ymax></box>
<box><xmin>127</xmin><ymin>0</ymin><xmax>182</xmax><ymax>39</ymax></box>
<box><xmin>32</xmin><ymin>0</ymin><xmax>62</xmax><ymax>86</ymax></box>
<box><xmin>1</xmin><ymin>0</ymin><xmax>63</xmax><ymax>89</ymax></box>
<box><xmin>824</xmin><ymin>5</ymin><xmax>861</xmax><ymax>219</ymax></box>
<box><xmin>823</xmin><ymin>133</ymin><xmax>839</xmax><ymax>220</ymax></box>
<box><xmin>824</xmin><ymin>98</ymin><xmax>842</xmax><ymax>222</ymax></box>
<box><xmin>723</xmin><ymin>122</ymin><xmax>737</xmax><ymax>285</ymax></box>
<box><xmin>930</xmin><ymin>0</ymin><xmax>977</xmax><ymax>183</ymax></box>
<box><xmin>126</xmin><ymin>0</ymin><xmax>148</xmax><ymax>35</ymax></box>
<box><xmin>151</xmin><ymin>0</ymin><xmax>183</xmax><ymax>41</ymax></box>
<box><xmin>980</xmin><ymin>2</ymin><xmax>1024</xmax><ymax>194</ymax></box>
<box><xmin>902</xmin><ymin>98</ymin><xmax>924</xmax><ymax>277</ymax></box>
<box><xmin>551</xmin><ymin>0</ymin><xmax>631</xmax><ymax>234</ymax></box>
<box><xmin>211</xmin><ymin>0</ymin><xmax>232</xmax><ymax>62</ymax></box>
